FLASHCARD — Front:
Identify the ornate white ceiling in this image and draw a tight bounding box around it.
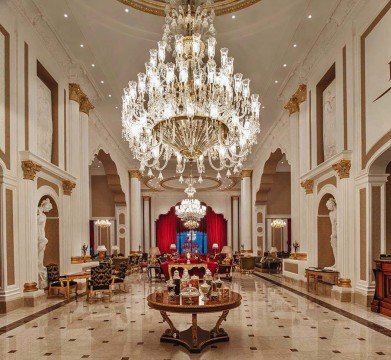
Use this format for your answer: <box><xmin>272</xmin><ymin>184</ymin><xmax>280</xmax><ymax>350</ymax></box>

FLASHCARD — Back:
<box><xmin>33</xmin><ymin>0</ymin><xmax>340</xmax><ymax>173</ymax></box>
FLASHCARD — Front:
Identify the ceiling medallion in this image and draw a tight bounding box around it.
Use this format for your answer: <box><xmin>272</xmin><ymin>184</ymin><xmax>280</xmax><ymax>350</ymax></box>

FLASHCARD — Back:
<box><xmin>122</xmin><ymin>0</ymin><xmax>261</xmax><ymax>182</ymax></box>
<box><xmin>116</xmin><ymin>0</ymin><xmax>262</xmax><ymax>17</ymax></box>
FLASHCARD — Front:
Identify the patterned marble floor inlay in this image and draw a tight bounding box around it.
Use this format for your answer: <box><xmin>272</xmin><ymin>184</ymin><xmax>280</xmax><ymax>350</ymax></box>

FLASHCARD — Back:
<box><xmin>0</xmin><ymin>273</ymin><xmax>390</xmax><ymax>359</ymax></box>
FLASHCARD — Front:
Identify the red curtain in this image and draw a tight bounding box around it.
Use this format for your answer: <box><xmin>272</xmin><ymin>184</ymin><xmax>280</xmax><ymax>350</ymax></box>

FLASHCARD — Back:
<box><xmin>156</xmin><ymin>208</ymin><xmax>178</xmax><ymax>253</ymax></box>
<box><xmin>206</xmin><ymin>207</ymin><xmax>227</xmax><ymax>253</ymax></box>
<box><xmin>156</xmin><ymin>205</ymin><xmax>227</xmax><ymax>254</ymax></box>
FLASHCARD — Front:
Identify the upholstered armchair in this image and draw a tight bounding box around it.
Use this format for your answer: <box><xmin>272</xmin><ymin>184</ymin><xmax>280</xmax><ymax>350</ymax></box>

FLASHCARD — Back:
<box><xmin>239</xmin><ymin>256</ymin><xmax>256</xmax><ymax>274</ymax></box>
<box><xmin>46</xmin><ymin>263</ymin><xmax>78</xmax><ymax>300</ymax></box>
<box><xmin>87</xmin><ymin>262</ymin><xmax>113</xmax><ymax>303</ymax></box>
<box><xmin>112</xmin><ymin>261</ymin><xmax>128</xmax><ymax>293</ymax></box>
<box><xmin>127</xmin><ymin>254</ymin><xmax>141</xmax><ymax>274</ymax></box>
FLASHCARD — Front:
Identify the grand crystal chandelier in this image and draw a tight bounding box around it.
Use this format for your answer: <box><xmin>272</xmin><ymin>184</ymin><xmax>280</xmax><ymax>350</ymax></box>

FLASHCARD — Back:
<box><xmin>122</xmin><ymin>0</ymin><xmax>261</xmax><ymax>180</ymax></box>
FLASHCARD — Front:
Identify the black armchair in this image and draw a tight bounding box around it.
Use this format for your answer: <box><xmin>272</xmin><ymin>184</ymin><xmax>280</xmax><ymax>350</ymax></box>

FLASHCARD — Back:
<box><xmin>46</xmin><ymin>263</ymin><xmax>78</xmax><ymax>300</ymax></box>
<box><xmin>87</xmin><ymin>262</ymin><xmax>113</xmax><ymax>303</ymax></box>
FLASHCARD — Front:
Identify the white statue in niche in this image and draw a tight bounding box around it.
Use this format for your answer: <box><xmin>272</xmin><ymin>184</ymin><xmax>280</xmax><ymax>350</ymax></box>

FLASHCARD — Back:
<box><xmin>323</xmin><ymin>79</ymin><xmax>337</xmax><ymax>160</ymax></box>
<box><xmin>37</xmin><ymin>198</ymin><xmax>53</xmax><ymax>288</ymax></box>
<box><xmin>324</xmin><ymin>197</ymin><xmax>337</xmax><ymax>270</ymax></box>
<box><xmin>36</xmin><ymin>78</ymin><xmax>53</xmax><ymax>162</ymax></box>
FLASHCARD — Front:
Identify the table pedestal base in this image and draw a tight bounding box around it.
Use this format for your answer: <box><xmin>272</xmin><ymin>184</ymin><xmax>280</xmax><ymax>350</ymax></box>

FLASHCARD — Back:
<box><xmin>160</xmin><ymin>310</ymin><xmax>230</xmax><ymax>353</ymax></box>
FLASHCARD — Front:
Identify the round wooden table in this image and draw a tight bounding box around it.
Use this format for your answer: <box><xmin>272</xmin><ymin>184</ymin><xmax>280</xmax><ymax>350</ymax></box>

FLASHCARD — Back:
<box><xmin>147</xmin><ymin>290</ymin><xmax>242</xmax><ymax>353</ymax></box>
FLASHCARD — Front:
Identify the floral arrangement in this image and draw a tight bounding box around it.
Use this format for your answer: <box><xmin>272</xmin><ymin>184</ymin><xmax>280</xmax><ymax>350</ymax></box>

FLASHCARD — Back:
<box><xmin>292</xmin><ymin>241</ymin><xmax>300</xmax><ymax>253</ymax></box>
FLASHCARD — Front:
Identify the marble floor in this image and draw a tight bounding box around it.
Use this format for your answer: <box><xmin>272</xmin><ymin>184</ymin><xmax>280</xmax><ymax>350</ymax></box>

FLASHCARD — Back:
<box><xmin>0</xmin><ymin>273</ymin><xmax>390</xmax><ymax>360</ymax></box>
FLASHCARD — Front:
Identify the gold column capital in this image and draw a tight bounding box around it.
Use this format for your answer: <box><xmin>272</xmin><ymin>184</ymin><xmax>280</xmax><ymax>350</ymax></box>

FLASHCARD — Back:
<box><xmin>80</xmin><ymin>95</ymin><xmax>94</xmax><ymax>115</ymax></box>
<box><xmin>231</xmin><ymin>195</ymin><xmax>239</xmax><ymax>200</ymax></box>
<box><xmin>284</xmin><ymin>84</ymin><xmax>307</xmax><ymax>115</ymax></box>
<box><xmin>300</xmin><ymin>179</ymin><xmax>314</xmax><ymax>194</ymax></box>
<box><xmin>143</xmin><ymin>195</ymin><xmax>151</xmax><ymax>201</ymax></box>
<box><xmin>62</xmin><ymin>180</ymin><xmax>76</xmax><ymax>195</ymax></box>
<box><xmin>129</xmin><ymin>170</ymin><xmax>143</xmax><ymax>179</ymax></box>
<box><xmin>240</xmin><ymin>169</ymin><xmax>253</xmax><ymax>179</ymax></box>
<box><xmin>21</xmin><ymin>160</ymin><xmax>42</xmax><ymax>180</ymax></box>
<box><xmin>69</xmin><ymin>83</ymin><xmax>83</xmax><ymax>103</ymax></box>
<box><xmin>332</xmin><ymin>159</ymin><xmax>351</xmax><ymax>179</ymax></box>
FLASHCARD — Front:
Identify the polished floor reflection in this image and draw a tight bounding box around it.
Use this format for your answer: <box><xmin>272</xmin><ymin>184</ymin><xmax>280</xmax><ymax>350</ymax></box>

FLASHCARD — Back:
<box><xmin>0</xmin><ymin>273</ymin><xmax>390</xmax><ymax>359</ymax></box>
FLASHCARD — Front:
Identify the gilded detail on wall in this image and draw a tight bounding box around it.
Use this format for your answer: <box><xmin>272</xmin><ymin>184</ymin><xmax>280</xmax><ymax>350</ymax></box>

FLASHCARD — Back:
<box><xmin>332</xmin><ymin>159</ymin><xmax>351</xmax><ymax>179</ymax></box>
<box><xmin>300</xmin><ymin>179</ymin><xmax>314</xmax><ymax>194</ymax></box>
<box><xmin>323</xmin><ymin>79</ymin><xmax>336</xmax><ymax>160</ymax></box>
<box><xmin>36</xmin><ymin>78</ymin><xmax>53</xmax><ymax>162</ymax></box>
<box><xmin>0</xmin><ymin>32</ymin><xmax>5</xmax><ymax>153</ymax></box>
<box><xmin>62</xmin><ymin>180</ymin><xmax>76</xmax><ymax>195</ymax></box>
<box><xmin>21</xmin><ymin>160</ymin><xmax>42</xmax><ymax>180</ymax></box>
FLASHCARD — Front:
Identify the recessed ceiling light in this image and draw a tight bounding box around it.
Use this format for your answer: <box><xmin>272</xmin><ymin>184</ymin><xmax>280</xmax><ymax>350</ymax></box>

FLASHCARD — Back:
<box><xmin>80</xmin><ymin>44</ymin><xmax>84</xmax><ymax>48</ymax></box>
<box><xmin>125</xmin><ymin>8</ymin><xmax>130</xmax><ymax>13</ymax></box>
<box><xmin>293</xmin><ymin>44</ymin><xmax>297</xmax><ymax>48</ymax></box>
<box><xmin>262</xmin><ymin>106</ymin><xmax>265</xmax><ymax>109</ymax></box>
<box><xmin>91</xmin><ymin>63</ymin><xmax>95</xmax><ymax>67</ymax></box>
<box><xmin>274</xmin><ymin>80</ymin><xmax>278</xmax><ymax>84</ymax></box>
<box><xmin>108</xmin><ymin>94</ymin><xmax>112</xmax><ymax>97</ymax></box>
<box><xmin>308</xmin><ymin>14</ymin><xmax>312</xmax><ymax>19</ymax></box>
<box><xmin>64</xmin><ymin>14</ymin><xmax>68</xmax><ymax>18</ymax></box>
<box><xmin>232</xmin><ymin>15</ymin><xmax>236</xmax><ymax>19</ymax></box>
<box><xmin>115</xmin><ymin>106</ymin><xmax>118</xmax><ymax>109</ymax></box>
<box><xmin>283</xmin><ymin>63</ymin><xmax>287</xmax><ymax>67</ymax></box>
<box><xmin>100</xmin><ymin>80</ymin><xmax>104</xmax><ymax>84</ymax></box>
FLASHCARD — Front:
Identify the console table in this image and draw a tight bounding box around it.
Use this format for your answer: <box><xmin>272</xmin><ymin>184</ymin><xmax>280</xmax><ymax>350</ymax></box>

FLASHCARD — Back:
<box><xmin>371</xmin><ymin>260</ymin><xmax>391</xmax><ymax>317</ymax></box>
<box><xmin>305</xmin><ymin>268</ymin><xmax>339</xmax><ymax>295</ymax></box>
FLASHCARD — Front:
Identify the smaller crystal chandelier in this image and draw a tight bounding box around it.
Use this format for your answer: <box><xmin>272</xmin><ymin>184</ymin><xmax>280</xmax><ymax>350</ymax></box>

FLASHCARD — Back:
<box><xmin>175</xmin><ymin>197</ymin><xmax>206</xmax><ymax>229</ymax></box>
<box><xmin>96</xmin><ymin>219</ymin><xmax>111</xmax><ymax>228</ymax></box>
<box><xmin>270</xmin><ymin>219</ymin><xmax>286</xmax><ymax>229</ymax></box>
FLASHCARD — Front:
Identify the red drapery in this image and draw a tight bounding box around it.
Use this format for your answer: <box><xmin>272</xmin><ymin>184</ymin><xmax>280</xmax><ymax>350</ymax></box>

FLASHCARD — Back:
<box><xmin>206</xmin><ymin>207</ymin><xmax>227</xmax><ymax>253</ymax></box>
<box><xmin>156</xmin><ymin>205</ymin><xmax>227</xmax><ymax>253</ymax></box>
<box><xmin>155</xmin><ymin>207</ymin><xmax>178</xmax><ymax>253</ymax></box>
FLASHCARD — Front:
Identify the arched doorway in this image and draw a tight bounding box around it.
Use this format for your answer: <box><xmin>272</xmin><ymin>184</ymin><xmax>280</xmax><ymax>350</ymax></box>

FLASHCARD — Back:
<box><xmin>155</xmin><ymin>205</ymin><xmax>227</xmax><ymax>254</ymax></box>
<box><xmin>89</xmin><ymin>150</ymin><xmax>126</xmax><ymax>255</ymax></box>
<box><xmin>255</xmin><ymin>149</ymin><xmax>292</xmax><ymax>253</ymax></box>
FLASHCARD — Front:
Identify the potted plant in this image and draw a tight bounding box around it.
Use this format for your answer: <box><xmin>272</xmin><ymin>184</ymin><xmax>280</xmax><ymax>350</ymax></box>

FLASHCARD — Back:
<box><xmin>292</xmin><ymin>241</ymin><xmax>300</xmax><ymax>259</ymax></box>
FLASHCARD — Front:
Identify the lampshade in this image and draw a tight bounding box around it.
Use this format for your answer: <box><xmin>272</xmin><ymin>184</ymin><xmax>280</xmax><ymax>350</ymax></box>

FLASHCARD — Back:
<box><xmin>111</xmin><ymin>245</ymin><xmax>120</xmax><ymax>252</ymax></box>
<box><xmin>221</xmin><ymin>246</ymin><xmax>233</xmax><ymax>255</ymax></box>
<box><xmin>270</xmin><ymin>246</ymin><xmax>278</xmax><ymax>253</ymax></box>
<box><xmin>149</xmin><ymin>247</ymin><xmax>161</xmax><ymax>256</ymax></box>
<box><xmin>97</xmin><ymin>245</ymin><xmax>107</xmax><ymax>252</ymax></box>
<box><xmin>212</xmin><ymin>243</ymin><xmax>219</xmax><ymax>250</ymax></box>
<box><xmin>170</xmin><ymin>244</ymin><xmax>177</xmax><ymax>250</ymax></box>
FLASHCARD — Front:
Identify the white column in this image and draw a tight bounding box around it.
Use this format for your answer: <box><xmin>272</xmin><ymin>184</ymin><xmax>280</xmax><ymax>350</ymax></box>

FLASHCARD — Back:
<box><xmin>19</xmin><ymin>162</ymin><xmax>41</xmax><ymax>291</ymax></box>
<box><xmin>68</xmin><ymin>91</ymin><xmax>82</xmax><ymax>257</ymax></box>
<box><xmin>290</xmin><ymin>111</ymin><xmax>300</xmax><ymax>244</ymax></box>
<box><xmin>143</xmin><ymin>196</ymin><xmax>151</xmax><ymax>252</ymax></box>
<box><xmin>61</xmin><ymin>181</ymin><xmax>76</xmax><ymax>273</ymax></box>
<box><xmin>79</xmin><ymin>107</ymin><xmax>91</xmax><ymax>250</ymax></box>
<box><xmin>231</xmin><ymin>196</ymin><xmax>239</xmax><ymax>251</ymax></box>
<box><xmin>240</xmin><ymin>170</ymin><xmax>252</xmax><ymax>251</ymax></box>
<box><xmin>129</xmin><ymin>170</ymin><xmax>142</xmax><ymax>251</ymax></box>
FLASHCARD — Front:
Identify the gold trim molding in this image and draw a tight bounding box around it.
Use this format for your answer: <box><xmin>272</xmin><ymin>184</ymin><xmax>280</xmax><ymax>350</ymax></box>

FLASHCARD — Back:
<box><xmin>69</xmin><ymin>83</ymin><xmax>94</xmax><ymax>115</ymax></box>
<box><xmin>284</xmin><ymin>84</ymin><xmax>307</xmax><ymax>115</ymax></box>
<box><xmin>21</xmin><ymin>160</ymin><xmax>41</xmax><ymax>180</ymax></box>
<box><xmin>332</xmin><ymin>159</ymin><xmax>351</xmax><ymax>179</ymax></box>
<box><xmin>300</xmin><ymin>179</ymin><xmax>314</xmax><ymax>194</ymax></box>
<box><xmin>338</xmin><ymin>278</ymin><xmax>352</xmax><ymax>288</ymax></box>
<box><xmin>240</xmin><ymin>169</ymin><xmax>253</xmax><ymax>179</ymax></box>
<box><xmin>129</xmin><ymin>170</ymin><xmax>143</xmax><ymax>179</ymax></box>
<box><xmin>115</xmin><ymin>0</ymin><xmax>262</xmax><ymax>17</ymax></box>
<box><xmin>62</xmin><ymin>180</ymin><xmax>76</xmax><ymax>195</ymax></box>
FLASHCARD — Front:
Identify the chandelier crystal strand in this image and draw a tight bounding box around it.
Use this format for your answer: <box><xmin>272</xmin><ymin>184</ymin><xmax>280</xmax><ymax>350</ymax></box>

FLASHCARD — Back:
<box><xmin>122</xmin><ymin>0</ymin><xmax>261</xmax><ymax>179</ymax></box>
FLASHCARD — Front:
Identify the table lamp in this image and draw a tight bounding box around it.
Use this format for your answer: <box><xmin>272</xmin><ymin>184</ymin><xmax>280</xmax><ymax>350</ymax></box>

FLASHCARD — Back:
<box><xmin>97</xmin><ymin>245</ymin><xmax>107</xmax><ymax>260</ymax></box>
<box><xmin>212</xmin><ymin>243</ymin><xmax>219</xmax><ymax>255</ymax></box>
<box><xmin>149</xmin><ymin>247</ymin><xmax>161</xmax><ymax>264</ymax></box>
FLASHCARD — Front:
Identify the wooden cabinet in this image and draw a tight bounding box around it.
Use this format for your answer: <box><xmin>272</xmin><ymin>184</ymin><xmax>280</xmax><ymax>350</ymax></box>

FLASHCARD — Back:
<box><xmin>371</xmin><ymin>260</ymin><xmax>391</xmax><ymax>317</ymax></box>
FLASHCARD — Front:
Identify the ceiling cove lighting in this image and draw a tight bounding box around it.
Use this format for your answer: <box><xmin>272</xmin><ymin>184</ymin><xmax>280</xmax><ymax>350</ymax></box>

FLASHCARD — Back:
<box><xmin>121</xmin><ymin>0</ymin><xmax>261</xmax><ymax>181</ymax></box>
